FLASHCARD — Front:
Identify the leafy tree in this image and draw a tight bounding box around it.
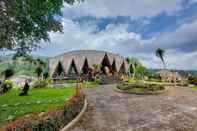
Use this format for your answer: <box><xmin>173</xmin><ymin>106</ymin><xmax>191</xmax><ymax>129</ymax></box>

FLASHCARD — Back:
<box><xmin>0</xmin><ymin>0</ymin><xmax>82</xmax><ymax>50</ymax></box>
<box><xmin>43</xmin><ymin>71</ymin><xmax>49</xmax><ymax>80</ymax></box>
<box><xmin>126</xmin><ymin>57</ymin><xmax>141</xmax><ymax>79</ymax></box>
<box><xmin>135</xmin><ymin>66</ymin><xmax>148</xmax><ymax>80</ymax></box>
<box><xmin>35</xmin><ymin>66</ymin><xmax>43</xmax><ymax>79</ymax></box>
<box><xmin>36</xmin><ymin>58</ymin><xmax>47</xmax><ymax>67</ymax></box>
<box><xmin>2</xmin><ymin>67</ymin><xmax>15</xmax><ymax>79</ymax></box>
<box><xmin>43</xmin><ymin>67</ymin><xmax>49</xmax><ymax>79</ymax></box>
<box><xmin>156</xmin><ymin>48</ymin><xmax>166</xmax><ymax>69</ymax></box>
<box><xmin>92</xmin><ymin>64</ymin><xmax>101</xmax><ymax>73</ymax></box>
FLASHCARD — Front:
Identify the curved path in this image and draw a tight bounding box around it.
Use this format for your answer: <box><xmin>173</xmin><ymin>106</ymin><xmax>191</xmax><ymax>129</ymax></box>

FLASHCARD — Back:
<box><xmin>71</xmin><ymin>84</ymin><xmax>197</xmax><ymax>131</ymax></box>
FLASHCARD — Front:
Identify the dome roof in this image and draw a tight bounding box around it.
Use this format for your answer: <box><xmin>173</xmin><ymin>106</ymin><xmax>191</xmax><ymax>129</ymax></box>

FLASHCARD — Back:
<box><xmin>49</xmin><ymin>50</ymin><xmax>129</xmax><ymax>74</ymax></box>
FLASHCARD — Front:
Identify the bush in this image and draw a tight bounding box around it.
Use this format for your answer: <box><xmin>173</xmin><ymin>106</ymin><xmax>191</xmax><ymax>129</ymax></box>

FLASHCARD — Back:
<box><xmin>4</xmin><ymin>88</ymin><xmax>85</xmax><ymax>131</ymax></box>
<box><xmin>117</xmin><ymin>82</ymin><xmax>165</xmax><ymax>93</ymax></box>
<box><xmin>148</xmin><ymin>74</ymin><xmax>162</xmax><ymax>82</ymax></box>
<box><xmin>2</xmin><ymin>68</ymin><xmax>15</xmax><ymax>79</ymax></box>
<box><xmin>32</xmin><ymin>79</ymin><xmax>52</xmax><ymax>88</ymax></box>
<box><xmin>188</xmin><ymin>76</ymin><xmax>197</xmax><ymax>85</ymax></box>
<box><xmin>0</xmin><ymin>80</ymin><xmax>13</xmax><ymax>94</ymax></box>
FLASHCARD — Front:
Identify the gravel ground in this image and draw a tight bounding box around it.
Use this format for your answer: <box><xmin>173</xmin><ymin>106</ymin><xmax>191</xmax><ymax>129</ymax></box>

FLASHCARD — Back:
<box><xmin>71</xmin><ymin>84</ymin><xmax>197</xmax><ymax>131</ymax></box>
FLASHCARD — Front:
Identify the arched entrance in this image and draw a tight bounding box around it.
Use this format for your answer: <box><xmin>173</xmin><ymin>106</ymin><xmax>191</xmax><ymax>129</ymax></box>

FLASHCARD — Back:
<box><xmin>68</xmin><ymin>59</ymin><xmax>78</xmax><ymax>75</ymax></box>
<box><xmin>81</xmin><ymin>58</ymin><xmax>89</xmax><ymax>75</ymax></box>
<box><xmin>111</xmin><ymin>58</ymin><xmax>117</xmax><ymax>74</ymax></box>
<box><xmin>101</xmin><ymin>54</ymin><xmax>111</xmax><ymax>74</ymax></box>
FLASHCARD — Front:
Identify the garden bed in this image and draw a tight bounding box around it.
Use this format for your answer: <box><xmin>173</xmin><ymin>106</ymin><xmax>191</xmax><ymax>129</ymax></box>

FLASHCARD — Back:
<box><xmin>2</xmin><ymin>87</ymin><xmax>85</xmax><ymax>131</ymax></box>
<box><xmin>0</xmin><ymin>88</ymin><xmax>75</xmax><ymax>128</ymax></box>
<box><xmin>116</xmin><ymin>82</ymin><xmax>167</xmax><ymax>95</ymax></box>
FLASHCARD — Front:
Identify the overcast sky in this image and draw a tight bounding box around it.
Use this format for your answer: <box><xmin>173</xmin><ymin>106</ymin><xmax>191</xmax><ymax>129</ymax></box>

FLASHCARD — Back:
<box><xmin>34</xmin><ymin>0</ymin><xmax>197</xmax><ymax>70</ymax></box>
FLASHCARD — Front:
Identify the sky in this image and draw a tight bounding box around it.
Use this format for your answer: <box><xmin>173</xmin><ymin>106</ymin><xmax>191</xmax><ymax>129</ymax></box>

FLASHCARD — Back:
<box><xmin>34</xmin><ymin>0</ymin><xmax>197</xmax><ymax>70</ymax></box>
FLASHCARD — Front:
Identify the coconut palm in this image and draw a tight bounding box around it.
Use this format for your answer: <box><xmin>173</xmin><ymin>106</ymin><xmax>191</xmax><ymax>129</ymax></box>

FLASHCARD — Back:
<box><xmin>156</xmin><ymin>48</ymin><xmax>166</xmax><ymax>69</ymax></box>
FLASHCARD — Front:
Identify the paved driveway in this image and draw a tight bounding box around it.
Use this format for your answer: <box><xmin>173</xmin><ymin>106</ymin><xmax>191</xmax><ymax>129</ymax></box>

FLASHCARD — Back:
<box><xmin>71</xmin><ymin>84</ymin><xmax>197</xmax><ymax>131</ymax></box>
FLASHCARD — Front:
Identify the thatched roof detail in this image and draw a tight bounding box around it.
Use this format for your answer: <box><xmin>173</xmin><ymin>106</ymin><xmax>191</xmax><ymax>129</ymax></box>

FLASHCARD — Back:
<box><xmin>49</xmin><ymin>50</ymin><xmax>128</xmax><ymax>75</ymax></box>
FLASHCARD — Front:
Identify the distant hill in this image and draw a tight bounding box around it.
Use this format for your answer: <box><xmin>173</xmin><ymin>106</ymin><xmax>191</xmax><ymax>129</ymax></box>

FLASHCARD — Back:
<box><xmin>0</xmin><ymin>54</ymin><xmax>49</xmax><ymax>78</ymax></box>
<box><xmin>0</xmin><ymin>53</ymin><xmax>48</xmax><ymax>62</ymax></box>
<box><xmin>148</xmin><ymin>69</ymin><xmax>197</xmax><ymax>76</ymax></box>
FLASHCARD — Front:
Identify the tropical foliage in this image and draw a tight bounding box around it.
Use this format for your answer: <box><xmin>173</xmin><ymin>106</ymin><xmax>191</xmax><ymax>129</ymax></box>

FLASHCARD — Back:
<box><xmin>156</xmin><ymin>48</ymin><xmax>166</xmax><ymax>69</ymax></box>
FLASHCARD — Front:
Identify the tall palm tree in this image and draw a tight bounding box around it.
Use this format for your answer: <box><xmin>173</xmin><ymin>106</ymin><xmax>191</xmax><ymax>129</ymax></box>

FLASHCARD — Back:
<box><xmin>156</xmin><ymin>48</ymin><xmax>166</xmax><ymax>69</ymax></box>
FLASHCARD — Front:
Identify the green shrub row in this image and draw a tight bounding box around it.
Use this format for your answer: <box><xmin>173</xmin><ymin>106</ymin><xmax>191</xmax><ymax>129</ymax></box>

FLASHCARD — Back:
<box><xmin>31</xmin><ymin>79</ymin><xmax>52</xmax><ymax>88</ymax></box>
<box><xmin>117</xmin><ymin>82</ymin><xmax>165</xmax><ymax>92</ymax></box>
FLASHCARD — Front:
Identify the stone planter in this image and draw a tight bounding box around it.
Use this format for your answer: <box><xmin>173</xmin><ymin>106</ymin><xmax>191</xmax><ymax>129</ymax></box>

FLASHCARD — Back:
<box><xmin>114</xmin><ymin>86</ymin><xmax>168</xmax><ymax>95</ymax></box>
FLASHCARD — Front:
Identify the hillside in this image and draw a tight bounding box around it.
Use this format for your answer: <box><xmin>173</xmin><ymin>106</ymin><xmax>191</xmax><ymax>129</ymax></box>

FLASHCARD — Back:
<box><xmin>0</xmin><ymin>55</ymin><xmax>49</xmax><ymax>78</ymax></box>
<box><xmin>148</xmin><ymin>69</ymin><xmax>197</xmax><ymax>76</ymax></box>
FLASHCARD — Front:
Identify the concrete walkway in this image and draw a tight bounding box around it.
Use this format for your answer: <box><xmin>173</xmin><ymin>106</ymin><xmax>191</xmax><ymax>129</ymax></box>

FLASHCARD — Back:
<box><xmin>71</xmin><ymin>84</ymin><xmax>197</xmax><ymax>131</ymax></box>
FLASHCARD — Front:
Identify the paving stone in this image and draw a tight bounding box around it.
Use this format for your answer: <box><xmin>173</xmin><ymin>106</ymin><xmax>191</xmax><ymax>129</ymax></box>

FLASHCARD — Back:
<box><xmin>71</xmin><ymin>85</ymin><xmax>197</xmax><ymax>131</ymax></box>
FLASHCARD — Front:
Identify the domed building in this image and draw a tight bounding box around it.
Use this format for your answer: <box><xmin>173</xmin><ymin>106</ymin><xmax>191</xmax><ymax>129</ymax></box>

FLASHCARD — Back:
<box><xmin>49</xmin><ymin>50</ymin><xmax>129</xmax><ymax>80</ymax></box>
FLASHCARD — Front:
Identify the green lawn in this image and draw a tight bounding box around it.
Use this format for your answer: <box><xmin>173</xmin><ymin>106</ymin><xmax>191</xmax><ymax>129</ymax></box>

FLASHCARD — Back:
<box><xmin>192</xmin><ymin>86</ymin><xmax>197</xmax><ymax>90</ymax></box>
<box><xmin>0</xmin><ymin>88</ymin><xmax>74</xmax><ymax>127</ymax></box>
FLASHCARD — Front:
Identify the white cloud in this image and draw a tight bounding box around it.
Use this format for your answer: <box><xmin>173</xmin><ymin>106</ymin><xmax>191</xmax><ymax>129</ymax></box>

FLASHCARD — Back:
<box><xmin>34</xmin><ymin>17</ymin><xmax>197</xmax><ymax>70</ymax></box>
<box><xmin>63</xmin><ymin>0</ymin><xmax>183</xmax><ymax>19</ymax></box>
<box><xmin>154</xmin><ymin>19</ymin><xmax>197</xmax><ymax>52</ymax></box>
<box><xmin>33</xmin><ymin>1</ymin><xmax>197</xmax><ymax>70</ymax></box>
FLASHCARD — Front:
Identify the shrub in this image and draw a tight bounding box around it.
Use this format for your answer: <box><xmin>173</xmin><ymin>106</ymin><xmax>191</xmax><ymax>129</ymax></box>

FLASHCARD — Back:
<box><xmin>188</xmin><ymin>76</ymin><xmax>197</xmax><ymax>85</ymax></box>
<box><xmin>43</xmin><ymin>71</ymin><xmax>49</xmax><ymax>80</ymax></box>
<box><xmin>148</xmin><ymin>74</ymin><xmax>162</xmax><ymax>81</ymax></box>
<box><xmin>4</xmin><ymin>88</ymin><xmax>85</xmax><ymax>131</ymax></box>
<box><xmin>2</xmin><ymin>68</ymin><xmax>15</xmax><ymax>79</ymax></box>
<box><xmin>0</xmin><ymin>80</ymin><xmax>13</xmax><ymax>94</ymax></box>
<box><xmin>117</xmin><ymin>82</ymin><xmax>165</xmax><ymax>92</ymax></box>
<box><xmin>32</xmin><ymin>79</ymin><xmax>52</xmax><ymax>88</ymax></box>
<box><xmin>35</xmin><ymin>66</ymin><xmax>43</xmax><ymax>79</ymax></box>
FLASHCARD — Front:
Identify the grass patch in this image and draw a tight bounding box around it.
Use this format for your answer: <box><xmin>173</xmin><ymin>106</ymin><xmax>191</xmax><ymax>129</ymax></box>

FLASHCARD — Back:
<box><xmin>0</xmin><ymin>88</ymin><xmax>74</xmax><ymax>127</ymax></box>
<box><xmin>192</xmin><ymin>86</ymin><xmax>197</xmax><ymax>90</ymax></box>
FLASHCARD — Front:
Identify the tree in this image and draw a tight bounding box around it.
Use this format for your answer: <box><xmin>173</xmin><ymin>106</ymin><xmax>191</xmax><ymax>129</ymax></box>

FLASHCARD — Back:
<box><xmin>35</xmin><ymin>66</ymin><xmax>43</xmax><ymax>79</ymax></box>
<box><xmin>2</xmin><ymin>67</ymin><xmax>15</xmax><ymax>79</ymax></box>
<box><xmin>43</xmin><ymin>67</ymin><xmax>49</xmax><ymax>79</ymax></box>
<box><xmin>156</xmin><ymin>48</ymin><xmax>166</xmax><ymax>69</ymax></box>
<box><xmin>126</xmin><ymin>58</ymin><xmax>132</xmax><ymax>77</ymax></box>
<box><xmin>92</xmin><ymin>64</ymin><xmax>101</xmax><ymax>73</ymax></box>
<box><xmin>0</xmin><ymin>0</ymin><xmax>82</xmax><ymax>51</ymax></box>
<box><xmin>43</xmin><ymin>70</ymin><xmax>49</xmax><ymax>80</ymax></box>
<box><xmin>135</xmin><ymin>66</ymin><xmax>148</xmax><ymax>80</ymax></box>
<box><xmin>126</xmin><ymin>57</ymin><xmax>141</xmax><ymax>79</ymax></box>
